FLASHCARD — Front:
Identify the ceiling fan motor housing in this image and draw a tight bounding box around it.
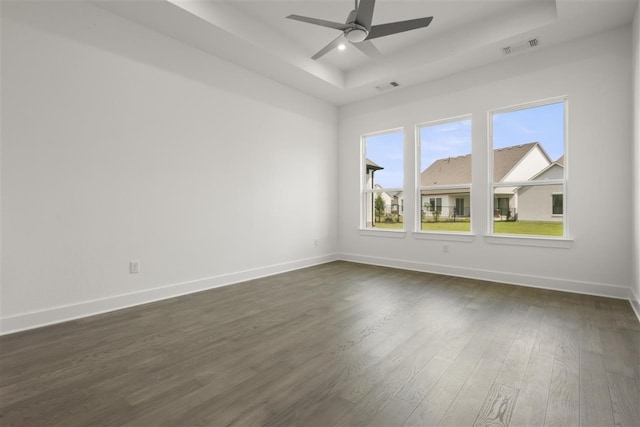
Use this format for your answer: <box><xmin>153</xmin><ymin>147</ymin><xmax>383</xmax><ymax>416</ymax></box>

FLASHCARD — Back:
<box><xmin>345</xmin><ymin>26</ymin><xmax>368</xmax><ymax>43</ymax></box>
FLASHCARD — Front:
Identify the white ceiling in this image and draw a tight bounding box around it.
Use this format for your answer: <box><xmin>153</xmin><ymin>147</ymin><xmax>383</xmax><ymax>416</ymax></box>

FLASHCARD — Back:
<box><xmin>95</xmin><ymin>0</ymin><xmax>638</xmax><ymax>105</ymax></box>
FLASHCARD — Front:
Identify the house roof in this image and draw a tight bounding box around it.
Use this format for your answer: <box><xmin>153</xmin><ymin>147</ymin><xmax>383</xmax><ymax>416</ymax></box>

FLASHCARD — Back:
<box><xmin>529</xmin><ymin>159</ymin><xmax>565</xmax><ymax>181</ymax></box>
<box><xmin>421</xmin><ymin>154</ymin><xmax>472</xmax><ymax>186</ymax></box>
<box><xmin>366</xmin><ymin>158</ymin><xmax>384</xmax><ymax>172</ymax></box>
<box><xmin>421</xmin><ymin>142</ymin><xmax>547</xmax><ymax>186</ymax></box>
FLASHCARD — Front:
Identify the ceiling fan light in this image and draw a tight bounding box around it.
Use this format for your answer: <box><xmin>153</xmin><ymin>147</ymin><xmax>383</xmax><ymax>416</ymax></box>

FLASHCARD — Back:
<box><xmin>345</xmin><ymin>27</ymin><xmax>368</xmax><ymax>43</ymax></box>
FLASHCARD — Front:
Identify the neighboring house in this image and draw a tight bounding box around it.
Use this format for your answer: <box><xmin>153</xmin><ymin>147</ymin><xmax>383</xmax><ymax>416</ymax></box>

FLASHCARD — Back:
<box><xmin>420</xmin><ymin>153</ymin><xmax>472</xmax><ymax>219</ymax></box>
<box><xmin>517</xmin><ymin>156</ymin><xmax>564</xmax><ymax>222</ymax></box>
<box><xmin>365</xmin><ymin>158</ymin><xmax>383</xmax><ymax>190</ymax></box>
<box><xmin>373</xmin><ymin>185</ymin><xmax>395</xmax><ymax>214</ymax></box>
<box><xmin>371</xmin><ymin>185</ymin><xmax>404</xmax><ymax>218</ymax></box>
<box><xmin>388</xmin><ymin>191</ymin><xmax>404</xmax><ymax>215</ymax></box>
<box><xmin>376</xmin><ymin>187</ymin><xmax>403</xmax><ymax>215</ymax></box>
<box><xmin>420</xmin><ymin>142</ymin><xmax>556</xmax><ymax>220</ymax></box>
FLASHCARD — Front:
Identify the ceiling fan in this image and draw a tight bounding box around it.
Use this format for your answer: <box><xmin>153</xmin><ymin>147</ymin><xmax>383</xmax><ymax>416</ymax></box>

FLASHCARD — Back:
<box><xmin>286</xmin><ymin>0</ymin><xmax>433</xmax><ymax>60</ymax></box>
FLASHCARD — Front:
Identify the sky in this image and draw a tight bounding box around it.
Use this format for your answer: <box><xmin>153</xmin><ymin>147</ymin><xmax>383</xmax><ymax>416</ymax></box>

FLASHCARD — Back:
<box><xmin>365</xmin><ymin>130</ymin><xmax>404</xmax><ymax>188</ymax></box>
<box><xmin>420</xmin><ymin>119</ymin><xmax>472</xmax><ymax>172</ymax></box>
<box><xmin>365</xmin><ymin>101</ymin><xmax>565</xmax><ymax>188</ymax></box>
<box><xmin>493</xmin><ymin>101</ymin><xmax>565</xmax><ymax>161</ymax></box>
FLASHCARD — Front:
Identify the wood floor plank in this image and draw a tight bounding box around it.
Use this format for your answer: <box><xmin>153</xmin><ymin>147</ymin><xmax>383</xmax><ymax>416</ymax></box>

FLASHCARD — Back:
<box><xmin>395</xmin><ymin>355</ymin><xmax>453</xmax><ymax>408</ymax></box>
<box><xmin>579</xmin><ymin>350</ymin><xmax>615</xmax><ymax>426</ymax></box>
<box><xmin>493</xmin><ymin>321</ymin><xmax>539</xmax><ymax>390</ymax></box>
<box><xmin>544</xmin><ymin>326</ymin><xmax>580</xmax><ymax>427</ymax></box>
<box><xmin>287</xmin><ymin>395</ymin><xmax>354</xmax><ymax>427</ymax></box>
<box><xmin>607</xmin><ymin>371</ymin><xmax>640</xmax><ymax>427</ymax></box>
<box><xmin>337</xmin><ymin>284</ymin><xmax>483</xmax><ymax>406</ymax></box>
<box><xmin>436</xmin><ymin>297</ymin><xmax>535</xmax><ymax>426</ymax></box>
<box><xmin>599</xmin><ymin>327</ymin><xmax>639</xmax><ymax>378</ymax></box>
<box><xmin>0</xmin><ymin>261</ymin><xmax>638</xmax><ymax>427</ymax></box>
<box><xmin>509</xmin><ymin>316</ymin><xmax>559</xmax><ymax>427</ymax></box>
<box><xmin>335</xmin><ymin>352</ymin><xmax>451</xmax><ymax>426</ymax></box>
<box><xmin>472</xmin><ymin>382</ymin><xmax>519</xmax><ymax>427</ymax></box>
<box><xmin>402</xmin><ymin>324</ymin><xmax>501</xmax><ymax>426</ymax></box>
<box><xmin>366</xmin><ymin>396</ymin><xmax>415</xmax><ymax>427</ymax></box>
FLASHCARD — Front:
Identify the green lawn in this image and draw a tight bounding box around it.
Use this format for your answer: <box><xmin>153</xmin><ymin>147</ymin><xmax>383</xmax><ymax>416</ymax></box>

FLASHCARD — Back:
<box><xmin>493</xmin><ymin>221</ymin><xmax>563</xmax><ymax>236</ymax></box>
<box><xmin>370</xmin><ymin>220</ymin><xmax>563</xmax><ymax>236</ymax></box>
<box><xmin>372</xmin><ymin>221</ymin><xmax>404</xmax><ymax>229</ymax></box>
<box><xmin>421</xmin><ymin>222</ymin><xmax>471</xmax><ymax>232</ymax></box>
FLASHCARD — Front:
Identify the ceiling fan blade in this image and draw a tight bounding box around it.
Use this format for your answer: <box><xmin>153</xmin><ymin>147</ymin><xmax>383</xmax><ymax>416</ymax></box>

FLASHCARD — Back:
<box><xmin>286</xmin><ymin>15</ymin><xmax>350</xmax><ymax>31</ymax></box>
<box><xmin>351</xmin><ymin>40</ymin><xmax>383</xmax><ymax>59</ymax></box>
<box><xmin>354</xmin><ymin>0</ymin><xmax>376</xmax><ymax>30</ymax></box>
<box><xmin>366</xmin><ymin>17</ymin><xmax>433</xmax><ymax>40</ymax></box>
<box><xmin>311</xmin><ymin>34</ymin><xmax>346</xmax><ymax>60</ymax></box>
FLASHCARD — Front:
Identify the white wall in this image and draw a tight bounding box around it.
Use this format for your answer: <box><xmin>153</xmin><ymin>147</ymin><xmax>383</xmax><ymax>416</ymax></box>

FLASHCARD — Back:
<box><xmin>338</xmin><ymin>26</ymin><xmax>634</xmax><ymax>299</ymax></box>
<box><xmin>0</xmin><ymin>1</ymin><xmax>338</xmax><ymax>333</ymax></box>
<box><xmin>632</xmin><ymin>0</ymin><xmax>640</xmax><ymax>317</ymax></box>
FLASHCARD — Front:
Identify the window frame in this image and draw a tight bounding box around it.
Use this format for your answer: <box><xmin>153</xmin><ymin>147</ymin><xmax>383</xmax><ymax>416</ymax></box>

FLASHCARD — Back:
<box><xmin>487</xmin><ymin>96</ymin><xmax>569</xmax><ymax>241</ymax></box>
<box><xmin>360</xmin><ymin>127</ymin><xmax>405</xmax><ymax>232</ymax></box>
<box><xmin>415</xmin><ymin>115</ymin><xmax>473</xmax><ymax>235</ymax></box>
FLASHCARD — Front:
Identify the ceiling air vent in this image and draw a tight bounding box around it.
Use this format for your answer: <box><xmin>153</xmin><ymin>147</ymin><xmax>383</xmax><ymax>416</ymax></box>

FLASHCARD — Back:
<box><xmin>502</xmin><ymin>38</ymin><xmax>540</xmax><ymax>56</ymax></box>
<box><xmin>375</xmin><ymin>81</ymin><xmax>400</xmax><ymax>92</ymax></box>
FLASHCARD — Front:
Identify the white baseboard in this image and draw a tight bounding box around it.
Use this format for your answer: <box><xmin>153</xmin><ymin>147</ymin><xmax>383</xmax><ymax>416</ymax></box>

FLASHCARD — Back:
<box><xmin>0</xmin><ymin>254</ymin><xmax>338</xmax><ymax>335</ymax></box>
<box><xmin>631</xmin><ymin>287</ymin><xmax>640</xmax><ymax>322</ymax></box>
<box><xmin>3</xmin><ymin>253</ymin><xmax>635</xmax><ymax>335</ymax></box>
<box><xmin>338</xmin><ymin>252</ymin><xmax>632</xmax><ymax>300</ymax></box>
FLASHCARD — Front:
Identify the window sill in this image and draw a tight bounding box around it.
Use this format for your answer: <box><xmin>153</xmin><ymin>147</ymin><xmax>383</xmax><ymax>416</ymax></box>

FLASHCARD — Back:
<box><xmin>359</xmin><ymin>229</ymin><xmax>406</xmax><ymax>238</ymax></box>
<box><xmin>412</xmin><ymin>232</ymin><xmax>475</xmax><ymax>243</ymax></box>
<box><xmin>484</xmin><ymin>235</ymin><xmax>573</xmax><ymax>248</ymax></box>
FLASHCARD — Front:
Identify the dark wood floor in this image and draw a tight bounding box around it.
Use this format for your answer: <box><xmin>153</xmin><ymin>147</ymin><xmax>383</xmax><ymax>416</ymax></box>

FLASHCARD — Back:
<box><xmin>1</xmin><ymin>261</ymin><xmax>638</xmax><ymax>426</ymax></box>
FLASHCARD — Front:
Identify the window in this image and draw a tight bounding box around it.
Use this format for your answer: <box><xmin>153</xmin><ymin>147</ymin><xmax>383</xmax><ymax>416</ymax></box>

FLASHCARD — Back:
<box><xmin>418</xmin><ymin>117</ymin><xmax>472</xmax><ymax>232</ymax></box>
<box><xmin>428</xmin><ymin>197</ymin><xmax>442</xmax><ymax>212</ymax></box>
<box><xmin>455</xmin><ymin>198</ymin><xmax>465</xmax><ymax>216</ymax></box>
<box><xmin>552</xmin><ymin>194</ymin><xmax>563</xmax><ymax>215</ymax></box>
<box><xmin>362</xmin><ymin>129</ymin><xmax>404</xmax><ymax>229</ymax></box>
<box><xmin>490</xmin><ymin>99</ymin><xmax>566</xmax><ymax>237</ymax></box>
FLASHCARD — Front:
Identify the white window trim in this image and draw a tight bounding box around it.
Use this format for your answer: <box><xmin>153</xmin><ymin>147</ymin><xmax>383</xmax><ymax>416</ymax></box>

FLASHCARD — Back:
<box><xmin>359</xmin><ymin>229</ymin><xmax>407</xmax><ymax>238</ymax></box>
<box><xmin>361</xmin><ymin>127</ymin><xmax>405</xmax><ymax>232</ymax></box>
<box><xmin>484</xmin><ymin>235</ymin><xmax>573</xmax><ymax>248</ymax></box>
<box><xmin>488</xmin><ymin>96</ymin><xmax>569</xmax><ymax>240</ymax></box>
<box><xmin>413</xmin><ymin>231</ymin><xmax>475</xmax><ymax>242</ymax></box>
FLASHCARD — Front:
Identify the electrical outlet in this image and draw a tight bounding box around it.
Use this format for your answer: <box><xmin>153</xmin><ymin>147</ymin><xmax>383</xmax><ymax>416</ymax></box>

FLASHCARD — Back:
<box><xmin>129</xmin><ymin>260</ymin><xmax>140</xmax><ymax>274</ymax></box>
<box><xmin>314</xmin><ymin>239</ymin><xmax>319</xmax><ymax>247</ymax></box>
<box><xmin>442</xmin><ymin>244</ymin><xmax>449</xmax><ymax>253</ymax></box>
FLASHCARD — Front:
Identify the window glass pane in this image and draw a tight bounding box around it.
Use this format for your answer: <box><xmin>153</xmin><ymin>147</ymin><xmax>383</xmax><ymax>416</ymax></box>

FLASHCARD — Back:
<box><xmin>420</xmin><ymin>119</ymin><xmax>472</xmax><ymax>183</ymax></box>
<box><xmin>365</xmin><ymin>131</ymin><xmax>404</xmax><ymax>188</ymax></box>
<box><xmin>363</xmin><ymin>130</ymin><xmax>404</xmax><ymax>229</ymax></box>
<box><xmin>420</xmin><ymin>189</ymin><xmax>471</xmax><ymax>232</ymax></box>
<box><xmin>419</xmin><ymin>119</ymin><xmax>471</xmax><ymax>232</ymax></box>
<box><xmin>492</xmin><ymin>101</ymin><xmax>565</xmax><ymax>236</ymax></box>
<box><xmin>493</xmin><ymin>186</ymin><xmax>563</xmax><ymax>236</ymax></box>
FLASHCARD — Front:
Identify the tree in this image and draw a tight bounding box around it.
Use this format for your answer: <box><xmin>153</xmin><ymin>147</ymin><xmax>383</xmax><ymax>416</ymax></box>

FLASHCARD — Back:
<box><xmin>374</xmin><ymin>194</ymin><xmax>385</xmax><ymax>222</ymax></box>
